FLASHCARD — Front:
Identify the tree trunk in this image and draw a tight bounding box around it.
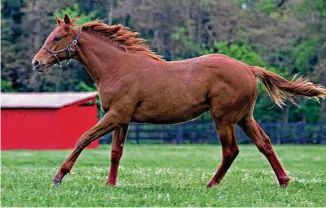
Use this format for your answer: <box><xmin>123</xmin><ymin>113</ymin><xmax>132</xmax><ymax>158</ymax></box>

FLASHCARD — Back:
<box><xmin>107</xmin><ymin>0</ymin><xmax>113</xmax><ymax>25</ymax></box>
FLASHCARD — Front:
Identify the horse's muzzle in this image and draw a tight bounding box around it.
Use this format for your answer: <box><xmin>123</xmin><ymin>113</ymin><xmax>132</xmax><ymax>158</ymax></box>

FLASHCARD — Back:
<box><xmin>32</xmin><ymin>59</ymin><xmax>46</xmax><ymax>73</ymax></box>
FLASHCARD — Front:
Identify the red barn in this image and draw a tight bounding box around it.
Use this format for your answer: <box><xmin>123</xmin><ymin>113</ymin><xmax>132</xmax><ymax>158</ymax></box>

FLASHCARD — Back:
<box><xmin>1</xmin><ymin>92</ymin><xmax>99</xmax><ymax>150</ymax></box>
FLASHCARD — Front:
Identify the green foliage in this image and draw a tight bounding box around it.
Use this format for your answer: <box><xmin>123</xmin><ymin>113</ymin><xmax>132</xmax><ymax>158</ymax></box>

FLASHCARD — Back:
<box><xmin>235</xmin><ymin>0</ymin><xmax>280</xmax><ymax>16</ymax></box>
<box><xmin>201</xmin><ymin>41</ymin><xmax>265</xmax><ymax>67</ymax></box>
<box><xmin>295</xmin><ymin>0</ymin><xmax>326</xmax><ymax>20</ymax></box>
<box><xmin>257</xmin><ymin>0</ymin><xmax>278</xmax><ymax>14</ymax></box>
<box><xmin>74</xmin><ymin>81</ymin><xmax>96</xmax><ymax>92</ymax></box>
<box><xmin>170</xmin><ymin>27</ymin><xmax>200</xmax><ymax>60</ymax></box>
<box><xmin>1</xmin><ymin>79</ymin><xmax>16</xmax><ymax>92</ymax></box>
<box><xmin>289</xmin><ymin>99</ymin><xmax>321</xmax><ymax>123</ymax></box>
<box><xmin>254</xmin><ymin>94</ymin><xmax>284</xmax><ymax>122</ymax></box>
<box><xmin>1</xmin><ymin>145</ymin><xmax>326</xmax><ymax>206</ymax></box>
<box><xmin>294</xmin><ymin>37</ymin><xmax>319</xmax><ymax>73</ymax></box>
<box><xmin>56</xmin><ymin>3</ymin><xmax>98</xmax><ymax>26</ymax></box>
<box><xmin>1</xmin><ymin>0</ymin><xmax>22</xmax><ymax>17</ymax></box>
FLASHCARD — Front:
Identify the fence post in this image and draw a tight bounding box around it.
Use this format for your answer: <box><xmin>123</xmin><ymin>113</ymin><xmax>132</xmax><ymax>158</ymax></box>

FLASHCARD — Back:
<box><xmin>296</xmin><ymin>124</ymin><xmax>300</xmax><ymax>144</ymax></box>
<box><xmin>300</xmin><ymin>123</ymin><xmax>304</xmax><ymax>144</ymax></box>
<box><xmin>135</xmin><ymin>124</ymin><xmax>140</xmax><ymax>144</ymax></box>
<box><xmin>276</xmin><ymin>123</ymin><xmax>281</xmax><ymax>144</ymax></box>
<box><xmin>176</xmin><ymin>126</ymin><xmax>183</xmax><ymax>144</ymax></box>
<box><xmin>318</xmin><ymin>124</ymin><xmax>322</xmax><ymax>144</ymax></box>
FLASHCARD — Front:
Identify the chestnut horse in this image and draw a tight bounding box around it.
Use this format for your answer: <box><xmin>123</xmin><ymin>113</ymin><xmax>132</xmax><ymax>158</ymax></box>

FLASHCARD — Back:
<box><xmin>32</xmin><ymin>14</ymin><xmax>326</xmax><ymax>188</ymax></box>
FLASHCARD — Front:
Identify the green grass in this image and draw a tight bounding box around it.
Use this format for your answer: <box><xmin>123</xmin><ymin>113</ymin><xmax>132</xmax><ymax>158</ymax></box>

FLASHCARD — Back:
<box><xmin>1</xmin><ymin>145</ymin><xmax>326</xmax><ymax>207</ymax></box>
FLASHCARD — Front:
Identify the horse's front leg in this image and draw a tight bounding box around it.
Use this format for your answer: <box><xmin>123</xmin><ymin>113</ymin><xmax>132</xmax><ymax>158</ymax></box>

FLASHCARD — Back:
<box><xmin>106</xmin><ymin>124</ymin><xmax>129</xmax><ymax>186</ymax></box>
<box><xmin>52</xmin><ymin>111</ymin><xmax>125</xmax><ymax>186</ymax></box>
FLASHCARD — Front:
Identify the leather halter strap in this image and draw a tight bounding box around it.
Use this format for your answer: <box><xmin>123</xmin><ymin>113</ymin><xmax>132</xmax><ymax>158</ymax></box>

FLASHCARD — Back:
<box><xmin>42</xmin><ymin>28</ymin><xmax>82</xmax><ymax>69</ymax></box>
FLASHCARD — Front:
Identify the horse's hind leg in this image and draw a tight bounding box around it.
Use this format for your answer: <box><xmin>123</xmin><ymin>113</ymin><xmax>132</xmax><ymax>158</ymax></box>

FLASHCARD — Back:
<box><xmin>207</xmin><ymin>123</ymin><xmax>239</xmax><ymax>188</ymax></box>
<box><xmin>106</xmin><ymin>124</ymin><xmax>129</xmax><ymax>186</ymax></box>
<box><xmin>238</xmin><ymin>115</ymin><xmax>290</xmax><ymax>187</ymax></box>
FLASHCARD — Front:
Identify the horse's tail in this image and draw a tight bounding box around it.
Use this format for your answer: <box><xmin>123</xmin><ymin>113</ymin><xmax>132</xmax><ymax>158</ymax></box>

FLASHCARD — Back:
<box><xmin>250</xmin><ymin>66</ymin><xmax>326</xmax><ymax>107</ymax></box>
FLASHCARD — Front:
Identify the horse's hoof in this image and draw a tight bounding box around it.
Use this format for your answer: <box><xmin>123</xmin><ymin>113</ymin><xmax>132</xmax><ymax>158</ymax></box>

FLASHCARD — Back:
<box><xmin>206</xmin><ymin>182</ymin><xmax>215</xmax><ymax>188</ymax></box>
<box><xmin>52</xmin><ymin>180</ymin><xmax>61</xmax><ymax>187</ymax></box>
<box><xmin>105</xmin><ymin>181</ymin><xmax>116</xmax><ymax>187</ymax></box>
<box><xmin>279</xmin><ymin>176</ymin><xmax>291</xmax><ymax>188</ymax></box>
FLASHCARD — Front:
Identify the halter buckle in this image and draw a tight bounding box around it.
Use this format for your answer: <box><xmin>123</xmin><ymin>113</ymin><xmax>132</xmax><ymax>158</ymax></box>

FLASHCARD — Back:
<box><xmin>72</xmin><ymin>40</ymin><xmax>77</xmax><ymax>46</ymax></box>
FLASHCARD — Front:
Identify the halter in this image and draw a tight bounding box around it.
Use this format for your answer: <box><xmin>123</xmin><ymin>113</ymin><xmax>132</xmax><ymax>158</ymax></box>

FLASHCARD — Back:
<box><xmin>42</xmin><ymin>28</ymin><xmax>82</xmax><ymax>69</ymax></box>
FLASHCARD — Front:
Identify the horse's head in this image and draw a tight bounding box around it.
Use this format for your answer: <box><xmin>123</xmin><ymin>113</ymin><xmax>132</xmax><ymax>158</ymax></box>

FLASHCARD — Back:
<box><xmin>32</xmin><ymin>14</ymin><xmax>80</xmax><ymax>73</ymax></box>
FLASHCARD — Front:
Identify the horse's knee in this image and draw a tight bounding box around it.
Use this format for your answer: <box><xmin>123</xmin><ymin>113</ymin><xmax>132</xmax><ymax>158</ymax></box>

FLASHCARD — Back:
<box><xmin>75</xmin><ymin>130</ymin><xmax>95</xmax><ymax>149</ymax></box>
<box><xmin>75</xmin><ymin>141</ymin><xmax>82</xmax><ymax>150</ymax></box>
<box><xmin>75</xmin><ymin>139</ymin><xmax>88</xmax><ymax>150</ymax></box>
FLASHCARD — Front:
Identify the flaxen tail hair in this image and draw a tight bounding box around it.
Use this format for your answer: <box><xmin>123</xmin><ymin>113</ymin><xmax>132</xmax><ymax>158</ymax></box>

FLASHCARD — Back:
<box><xmin>251</xmin><ymin>66</ymin><xmax>326</xmax><ymax>107</ymax></box>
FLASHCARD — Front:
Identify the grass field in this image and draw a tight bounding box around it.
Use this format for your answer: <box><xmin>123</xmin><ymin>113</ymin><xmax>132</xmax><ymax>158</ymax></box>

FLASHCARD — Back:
<box><xmin>1</xmin><ymin>145</ymin><xmax>326</xmax><ymax>207</ymax></box>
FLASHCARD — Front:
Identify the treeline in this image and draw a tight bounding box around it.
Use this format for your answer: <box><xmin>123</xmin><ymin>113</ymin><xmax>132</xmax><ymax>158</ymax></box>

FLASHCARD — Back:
<box><xmin>1</xmin><ymin>0</ymin><xmax>325</xmax><ymax>123</ymax></box>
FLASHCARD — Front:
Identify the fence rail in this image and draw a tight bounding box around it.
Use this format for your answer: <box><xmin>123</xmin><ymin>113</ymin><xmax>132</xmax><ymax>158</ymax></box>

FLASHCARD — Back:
<box><xmin>100</xmin><ymin>122</ymin><xmax>326</xmax><ymax>144</ymax></box>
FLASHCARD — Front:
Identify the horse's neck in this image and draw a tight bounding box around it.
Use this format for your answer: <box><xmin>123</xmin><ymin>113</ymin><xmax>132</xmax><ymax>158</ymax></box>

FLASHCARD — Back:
<box><xmin>74</xmin><ymin>32</ymin><xmax>129</xmax><ymax>85</ymax></box>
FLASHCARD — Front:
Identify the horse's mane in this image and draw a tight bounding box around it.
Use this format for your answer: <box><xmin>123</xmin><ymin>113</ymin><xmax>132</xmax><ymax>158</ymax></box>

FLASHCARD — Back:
<box><xmin>81</xmin><ymin>21</ymin><xmax>163</xmax><ymax>60</ymax></box>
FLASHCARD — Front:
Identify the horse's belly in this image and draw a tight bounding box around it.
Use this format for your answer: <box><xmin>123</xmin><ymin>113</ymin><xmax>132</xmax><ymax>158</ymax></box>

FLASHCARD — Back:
<box><xmin>131</xmin><ymin>102</ymin><xmax>209</xmax><ymax>124</ymax></box>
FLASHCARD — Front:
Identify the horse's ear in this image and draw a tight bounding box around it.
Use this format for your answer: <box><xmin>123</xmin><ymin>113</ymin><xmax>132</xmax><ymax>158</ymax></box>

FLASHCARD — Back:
<box><xmin>54</xmin><ymin>14</ymin><xmax>63</xmax><ymax>25</ymax></box>
<box><xmin>64</xmin><ymin>13</ymin><xmax>72</xmax><ymax>25</ymax></box>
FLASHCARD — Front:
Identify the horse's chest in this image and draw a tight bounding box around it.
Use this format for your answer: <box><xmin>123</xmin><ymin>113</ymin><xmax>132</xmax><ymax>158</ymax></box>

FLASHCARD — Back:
<box><xmin>97</xmin><ymin>89</ymin><xmax>116</xmax><ymax>112</ymax></box>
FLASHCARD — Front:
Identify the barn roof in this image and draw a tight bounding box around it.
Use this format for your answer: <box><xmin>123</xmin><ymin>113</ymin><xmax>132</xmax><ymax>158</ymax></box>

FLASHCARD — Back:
<box><xmin>1</xmin><ymin>92</ymin><xmax>98</xmax><ymax>108</ymax></box>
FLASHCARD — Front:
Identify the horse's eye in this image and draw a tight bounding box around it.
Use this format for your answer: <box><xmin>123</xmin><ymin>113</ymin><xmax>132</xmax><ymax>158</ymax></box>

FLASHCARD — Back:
<box><xmin>53</xmin><ymin>36</ymin><xmax>61</xmax><ymax>41</ymax></box>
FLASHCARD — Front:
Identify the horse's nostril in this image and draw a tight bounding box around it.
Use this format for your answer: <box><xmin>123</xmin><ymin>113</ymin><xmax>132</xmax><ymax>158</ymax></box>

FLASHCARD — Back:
<box><xmin>32</xmin><ymin>59</ymin><xmax>40</xmax><ymax>68</ymax></box>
